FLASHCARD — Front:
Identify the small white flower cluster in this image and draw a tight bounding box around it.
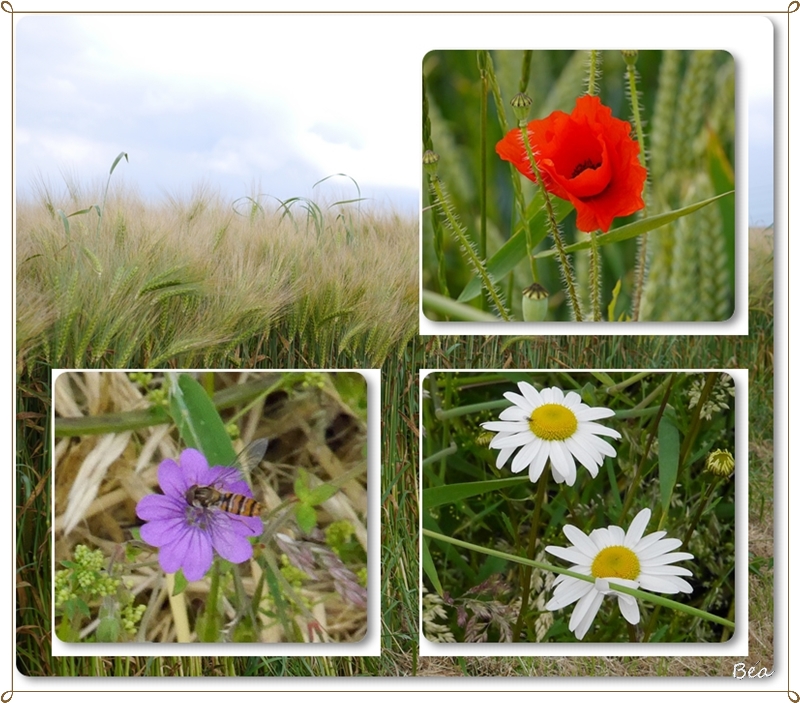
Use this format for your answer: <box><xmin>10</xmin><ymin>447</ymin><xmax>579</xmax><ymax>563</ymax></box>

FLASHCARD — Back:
<box><xmin>421</xmin><ymin>587</ymin><xmax>456</xmax><ymax>643</ymax></box>
<box><xmin>687</xmin><ymin>373</ymin><xmax>735</xmax><ymax>421</ymax></box>
<box><xmin>529</xmin><ymin>550</ymin><xmax>555</xmax><ymax>642</ymax></box>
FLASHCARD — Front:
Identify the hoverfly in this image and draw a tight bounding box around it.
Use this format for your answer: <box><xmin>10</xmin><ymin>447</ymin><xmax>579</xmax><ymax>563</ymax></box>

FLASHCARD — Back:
<box><xmin>185</xmin><ymin>438</ymin><xmax>269</xmax><ymax>519</ymax></box>
<box><xmin>186</xmin><ymin>484</ymin><xmax>262</xmax><ymax>517</ymax></box>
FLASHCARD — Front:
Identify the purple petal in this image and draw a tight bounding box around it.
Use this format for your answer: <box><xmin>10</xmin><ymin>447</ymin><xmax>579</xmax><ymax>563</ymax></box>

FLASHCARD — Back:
<box><xmin>157</xmin><ymin>458</ymin><xmax>189</xmax><ymax>497</ymax></box>
<box><xmin>178</xmin><ymin>448</ymin><xmax>212</xmax><ymax>486</ymax></box>
<box><xmin>136</xmin><ymin>492</ymin><xmax>185</xmax><ymax>521</ymax></box>
<box><xmin>140</xmin><ymin>514</ymin><xmax>193</xmax><ymax>547</ymax></box>
<box><xmin>209</xmin><ymin>518</ymin><xmax>254</xmax><ymax>564</ymax></box>
<box><xmin>224</xmin><ymin>512</ymin><xmax>264</xmax><ymax>538</ymax></box>
<box><xmin>158</xmin><ymin>524</ymin><xmax>214</xmax><ymax>581</ymax></box>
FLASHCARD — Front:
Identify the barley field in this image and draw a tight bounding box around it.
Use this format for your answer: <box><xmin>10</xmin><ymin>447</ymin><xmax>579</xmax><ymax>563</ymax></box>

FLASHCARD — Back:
<box><xmin>16</xmin><ymin>177</ymin><xmax>418</xmax><ymax>373</ymax></box>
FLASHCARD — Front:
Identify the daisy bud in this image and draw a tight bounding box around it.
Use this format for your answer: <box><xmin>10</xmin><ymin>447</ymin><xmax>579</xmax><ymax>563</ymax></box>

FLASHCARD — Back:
<box><xmin>705</xmin><ymin>449</ymin><xmax>734</xmax><ymax>478</ymax></box>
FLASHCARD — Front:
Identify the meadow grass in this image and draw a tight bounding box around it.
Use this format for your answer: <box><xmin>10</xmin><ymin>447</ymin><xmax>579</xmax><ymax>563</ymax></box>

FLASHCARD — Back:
<box><xmin>15</xmin><ymin>214</ymin><xmax>772</xmax><ymax>677</ymax></box>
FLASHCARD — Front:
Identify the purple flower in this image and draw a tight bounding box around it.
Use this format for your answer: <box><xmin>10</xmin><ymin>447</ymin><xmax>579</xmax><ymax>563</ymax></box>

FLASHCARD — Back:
<box><xmin>136</xmin><ymin>448</ymin><xmax>263</xmax><ymax>581</ymax></box>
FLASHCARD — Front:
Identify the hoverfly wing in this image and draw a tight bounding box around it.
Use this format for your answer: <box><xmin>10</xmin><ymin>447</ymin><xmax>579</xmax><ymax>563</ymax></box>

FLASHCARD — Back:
<box><xmin>235</xmin><ymin>437</ymin><xmax>269</xmax><ymax>478</ymax></box>
<box><xmin>220</xmin><ymin>437</ymin><xmax>270</xmax><ymax>491</ymax></box>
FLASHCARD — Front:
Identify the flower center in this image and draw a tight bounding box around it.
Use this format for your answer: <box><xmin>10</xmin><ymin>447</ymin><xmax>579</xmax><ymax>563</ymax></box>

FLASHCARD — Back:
<box><xmin>571</xmin><ymin>158</ymin><xmax>601</xmax><ymax>178</ymax></box>
<box><xmin>528</xmin><ymin>403</ymin><xmax>578</xmax><ymax>441</ymax></box>
<box><xmin>591</xmin><ymin>545</ymin><xmax>640</xmax><ymax>580</ymax></box>
<box><xmin>185</xmin><ymin>505</ymin><xmax>213</xmax><ymax>530</ymax></box>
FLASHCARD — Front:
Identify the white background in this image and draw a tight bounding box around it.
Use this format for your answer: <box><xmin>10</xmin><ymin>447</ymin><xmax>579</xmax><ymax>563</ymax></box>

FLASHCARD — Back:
<box><xmin>5</xmin><ymin>0</ymin><xmax>792</xmax><ymax>699</ymax></box>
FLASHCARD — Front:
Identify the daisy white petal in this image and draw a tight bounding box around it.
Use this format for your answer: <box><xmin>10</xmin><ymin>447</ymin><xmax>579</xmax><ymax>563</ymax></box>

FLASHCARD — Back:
<box><xmin>499</xmin><ymin>406</ymin><xmax>530</xmax><ymax>421</ymax></box>
<box><xmin>528</xmin><ymin>448</ymin><xmax>549</xmax><ymax>483</ymax></box>
<box><xmin>495</xmin><ymin>445</ymin><xmax>516</xmax><ymax>469</ymax></box>
<box><xmin>480</xmin><ymin>382</ymin><xmax>621</xmax><ymax>486</ymax></box>
<box><xmin>545</xmin><ymin>508</ymin><xmax>694</xmax><ymax>640</ymax></box>
<box><xmin>518</xmin><ymin>381</ymin><xmax>542</xmax><ymax>406</ymax></box>
<box><xmin>572</xmin><ymin>590</ymin><xmax>605</xmax><ymax>640</ymax></box>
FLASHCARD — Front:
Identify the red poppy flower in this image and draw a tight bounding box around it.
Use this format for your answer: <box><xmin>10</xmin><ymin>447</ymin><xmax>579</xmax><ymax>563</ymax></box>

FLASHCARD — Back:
<box><xmin>496</xmin><ymin>95</ymin><xmax>647</xmax><ymax>233</ymax></box>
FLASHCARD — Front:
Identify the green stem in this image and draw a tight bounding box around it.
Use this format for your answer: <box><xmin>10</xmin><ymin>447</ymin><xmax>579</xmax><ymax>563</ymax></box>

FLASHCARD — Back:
<box><xmin>479</xmin><ymin>63</ymin><xmax>488</xmax><ymax>265</ymax></box>
<box><xmin>422</xmin><ymin>442</ymin><xmax>457</xmax><ymax>467</ymax></box>
<box><xmin>511</xmin><ymin>471</ymin><xmax>549</xmax><ymax>640</ymax></box>
<box><xmin>625</xmin><ymin>55</ymin><xmax>649</xmax><ymax>322</ymax></box>
<box><xmin>422</xmin><ymin>528</ymin><xmax>735</xmax><ymax>630</ymax></box>
<box><xmin>200</xmin><ymin>559</ymin><xmax>222</xmax><ymax>642</ymax></box>
<box><xmin>589</xmin><ymin>231</ymin><xmax>601</xmax><ymax>320</ymax></box>
<box><xmin>682</xmin><ymin>475</ymin><xmax>720</xmax><ymax>549</ymax></box>
<box><xmin>620</xmin><ymin>373</ymin><xmax>676</xmax><ymax>523</ymax></box>
<box><xmin>422</xmin><ymin>290</ymin><xmax>502</xmax><ymax>322</ymax></box>
<box><xmin>55</xmin><ymin>373</ymin><xmax>292</xmax><ymax>437</ymax></box>
<box><xmin>680</xmin><ymin>373</ymin><xmax>718</xmax><ymax>469</ymax></box>
<box><xmin>518</xmin><ymin>127</ymin><xmax>583</xmax><ymax>321</ymax></box>
<box><xmin>428</xmin><ymin>176</ymin><xmax>510</xmax><ymax>320</ymax></box>
<box><xmin>436</xmin><ymin>398</ymin><xmax>508</xmax><ymax>420</ymax></box>
<box><xmin>586</xmin><ymin>50</ymin><xmax>599</xmax><ymax>97</ymax></box>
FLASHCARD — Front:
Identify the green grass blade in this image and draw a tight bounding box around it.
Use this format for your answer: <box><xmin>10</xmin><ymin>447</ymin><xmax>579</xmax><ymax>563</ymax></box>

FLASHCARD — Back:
<box><xmin>534</xmin><ymin>191</ymin><xmax>734</xmax><ymax>259</ymax></box>
<box><xmin>423</xmin><ymin>290</ymin><xmax>500</xmax><ymax>322</ymax></box>
<box><xmin>423</xmin><ymin>476</ymin><xmax>528</xmax><ymax>509</ymax></box>
<box><xmin>421</xmin><ymin>535</ymin><xmax>443</xmax><ymax>596</ymax></box>
<box><xmin>658</xmin><ymin>413</ymin><xmax>681</xmax><ymax>516</ymax></box>
<box><xmin>109</xmin><ymin>151</ymin><xmax>129</xmax><ymax>175</ymax></box>
<box><xmin>458</xmin><ymin>195</ymin><xmax>574</xmax><ymax>302</ymax></box>
<box><xmin>167</xmin><ymin>373</ymin><xmax>236</xmax><ymax>465</ymax></box>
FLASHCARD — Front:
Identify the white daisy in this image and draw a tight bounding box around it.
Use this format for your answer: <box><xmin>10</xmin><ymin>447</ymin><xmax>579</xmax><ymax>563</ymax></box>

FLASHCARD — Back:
<box><xmin>544</xmin><ymin>508</ymin><xmax>694</xmax><ymax>640</ymax></box>
<box><xmin>480</xmin><ymin>382</ymin><xmax>621</xmax><ymax>486</ymax></box>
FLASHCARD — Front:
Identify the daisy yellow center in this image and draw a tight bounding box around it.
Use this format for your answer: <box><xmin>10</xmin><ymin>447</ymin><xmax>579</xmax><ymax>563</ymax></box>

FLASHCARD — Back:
<box><xmin>591</xmin><ymin>546</ymin><xmax>640</xmax><ymax>580</ymax></box>
<box><xmin>528</xmin><ymin>403</ymin><xmax>578</xmax><ymax>441</ymax></box>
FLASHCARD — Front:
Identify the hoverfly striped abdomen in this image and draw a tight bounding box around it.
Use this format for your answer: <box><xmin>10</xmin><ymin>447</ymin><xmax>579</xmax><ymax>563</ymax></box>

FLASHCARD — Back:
<box><xmin>186</xmin><ymin>485</ymin><xmax>262</xmax><ymax>518</ymax></box>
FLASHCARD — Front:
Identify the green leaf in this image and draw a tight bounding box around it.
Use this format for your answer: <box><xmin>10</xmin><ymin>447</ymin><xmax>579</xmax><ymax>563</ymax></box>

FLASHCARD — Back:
<box><xmin>109</xmin><ymin>151</ymin><xmax>129</xmax><ymax>175</ymax></box>
<box><xmin>66</xmin><ymin>206</ymin><xmax>99</xmax><ymax>218</ymax></box>
<box><xmin>422</xmin><ymin>290</ymin><xmax>501</xmax><ymax>322</ymax></box>
<box><xmin>96</xmin><ymin>616</ymin><xmax>120</xmax><ymax>642</ymax></box>
<box><xmin>56</xmin><ymin>208</ymin><xmax>71</xmax><ymax>236</ymax></box>
<box><xmin>64</xmin><ymin>596</ymin><xmax>91</xmax><ymax>621</ymax></box>
<box><xmin>534</xmin><ymin>191</ymin><xmax>734</xmax><ymax>259</ymax></box>
<box><xmin>307</xmin><ymin>483</ymin><xmax>338</xmax><ymax>506</ymax></box>
<box><xmin>295</xmin><ymin>503</ymin><xmax>317</xmax><ymax>534</ymax></box>
<box><xmin>459</xmin><ymin>195</ymin><xmax>574</xmax><ymax>302</ymax></box>
<box><xmin>658</xmin><ymin>414</ymin><xmax>681</xmax><ymax>515</ymax></box>
<box><xmin>168</xmin><ymin>373</ymin><xmax>236</xmax><ymax>466</ymax></box>
<box><xmin>423</xmin><ymin>476</ymin><xmax>529</xmax><ymax>509</ymax></box>
<box><xmin>422</xmin><ymin>511</ymin><xmax>476</xmax><ymax>582</ymax></box>
<box><xmin>172</xmin><ymin>569</ymin><xmax>188</xmax><ymax>596</ymax></box>
<box><xmin>294</xmin><ymin>467</ymin><xmax>311</xmax><ymax>501</ymax></box>
<box><xmin>607</xmin><ymin>278</ymin><xmax>623</xmax><ymax>321</ymax></box>
<box><xmin>421</xmin><ymin>534</ymin><xmax>443</xmax><ymax>596</ymax></box>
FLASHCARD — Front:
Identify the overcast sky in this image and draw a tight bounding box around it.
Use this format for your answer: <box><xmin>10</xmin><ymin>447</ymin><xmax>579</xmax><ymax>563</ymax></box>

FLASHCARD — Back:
<box><xmin>15</xmin><ymin>14</ymin><xmax>773</xmax><ymax>224</ymax></box>
<box><xmin>15</xmin><ymin>15</ymin><xmax>420</xmax><ymax>213</ymax></box>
